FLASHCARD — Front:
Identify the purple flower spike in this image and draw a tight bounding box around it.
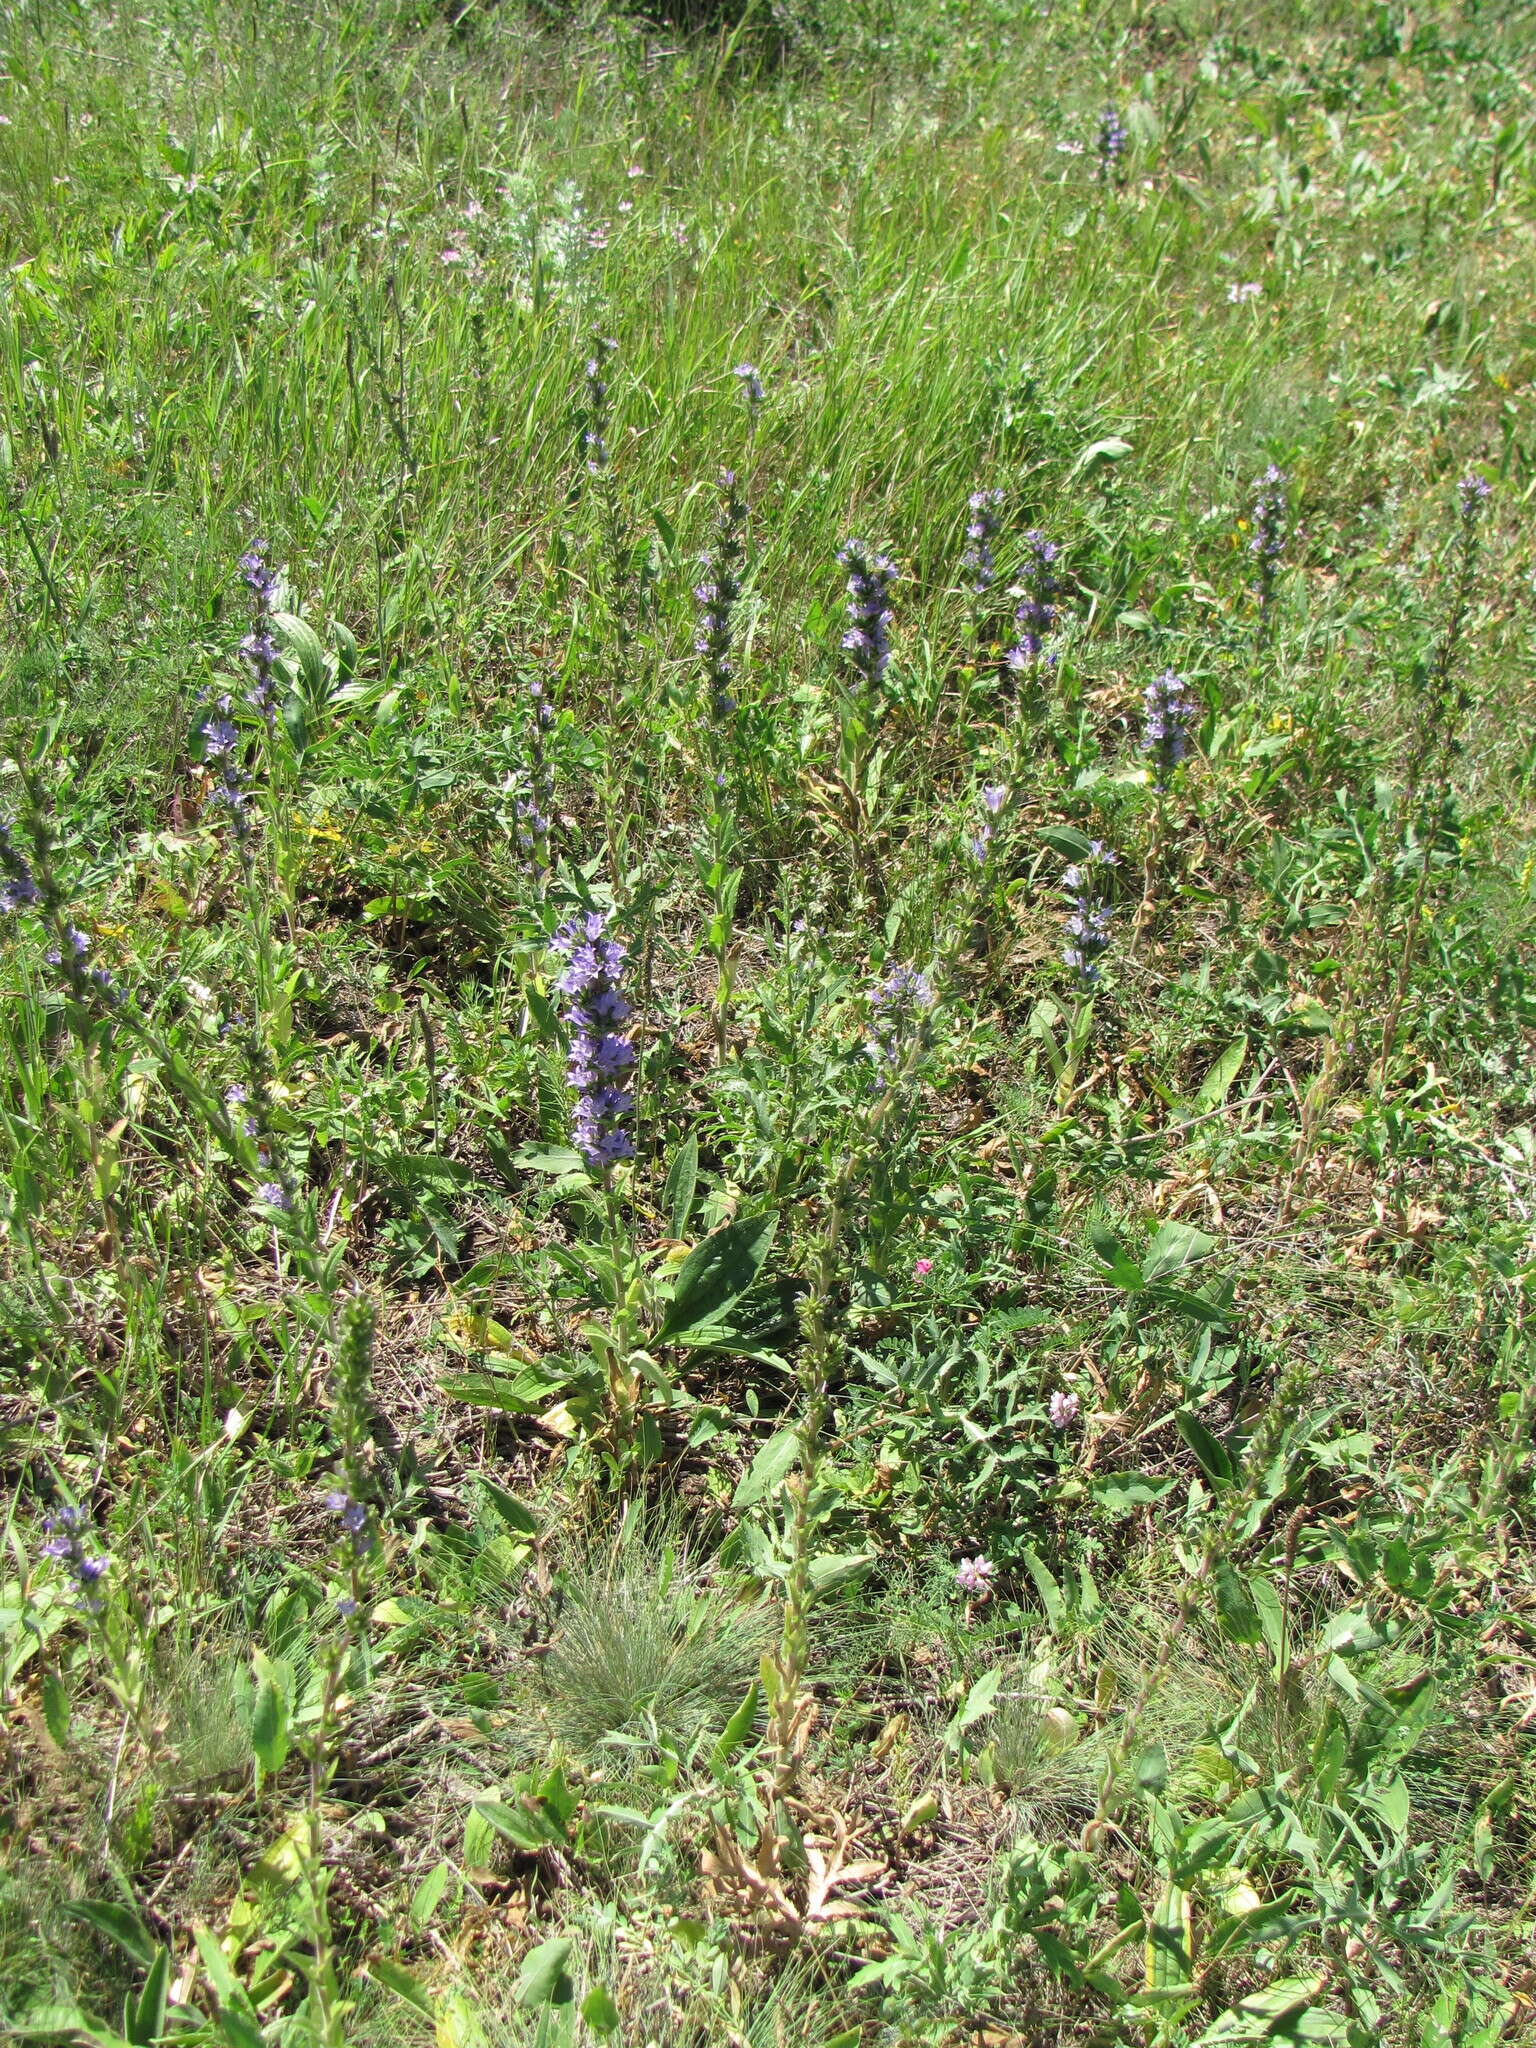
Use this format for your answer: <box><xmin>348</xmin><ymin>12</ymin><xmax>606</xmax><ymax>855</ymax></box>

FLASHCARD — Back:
<box><xmin>837</xmin><ymin>540</ymin><xmax>898</xmax><ymax>693</ymax></box>
<box><xmin>1005</xmin><ymin>531</ymin><xmax>1060</xmax><ymax>677</ymax></box>
<box><xmin>553</xmin><ymin>909</ymin><xmax>636</xmax><ymax>1175</ymax></box>
<box><xmin>1142</xmin><ymin>668</ymin><xmax>1196</xmax><ymax>786</ymax></box>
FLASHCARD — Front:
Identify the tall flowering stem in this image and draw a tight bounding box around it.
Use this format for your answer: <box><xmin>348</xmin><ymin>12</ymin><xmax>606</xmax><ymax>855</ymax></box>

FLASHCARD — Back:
<box><xmin>1</xmin><ymin>785</ymin><xmax>131</xmax><ymax>1285</ymax></box>
<box><xmin>580</xmin><ymin>335</ymin><xmax>635</xmax><ymax>657</ymax></box>
<box><xmin>960</xmin><ymin>489</ymin><xmax>1005</xmax><ymax>720</ymax></box>
<box><xmin>838</xmin><ymin>539</ymin><xmax>897</xmax><ymax>697</ymax></box>
<box><xmin>963</xmin><ymin>488</ymin><xmax>1003</xmax><ymax>601</ymax></box>
<box><xmin>1378</xmin><ymin>476</ymin><xmax>1493</xmax><ymax>1079</ymax></box>
<box><xmin>696</xmin><ymin>469</ymin><xmax>747</xmax><ymax>729</ymax></box>
<box><xmin>835</xmin><ymin>539</ymin><xmax>898</xmax><ymax>844</ymax></box>
<box><xmin>1004</xmin><ymin>529</ymin><xmax>1061</xmax><ymax>712</ymax></box>
<box><xmin>764</xmin><ymin>982</ymin><xmax>937</xmax><ymax>1794</ymax></box>
<box><xmin>554</xmin><ymin>910</ymin><xmax>637</xmax><ymax>1175</ymax></box>
<box><xmin>1249</xmin><ymin>465</ymin><xmax>1288</xmax><ymax>641</ymax></box>
<box><xmin>293</xmin><ymin>1293</ymin><xmax>384</xmax><ymax>2048</ymax></box>
<box><xmin>1062</xmin><ymin>842</ymin><xmax>1118</xmax><ymax>987</ymax></box>
<box><xmin>1142</xmin><ymin>668</ymin><xmax>1195</xmax><ymax>790</ymax></box>
<box><xmin>1137</xmin><ymin>669</ymin><xmax>1196</xmax><ymax>939</ymax></box>
<box><xmin>240</xmin><ymin>544</ymin><xmax>280</xmax><ymax>729</ymax></box>
<box><xmin>506</xmin><ymin>675</ymin><xmax>555</xmax><ymax>888</ymax></box>
<box><xmin>552</xmin><ymin>909</ymin><xmax>654</xmax><ymax>1441</ymax></box>
<box><xmin>695</xmin><ymin>469</ymin><xmax>749</xmax><ymax>1062</ymax></box>
<box><xmin>1097</xmin><ymin>107</ymin><xmax>1129</xmax><ymax>183</ymax></box>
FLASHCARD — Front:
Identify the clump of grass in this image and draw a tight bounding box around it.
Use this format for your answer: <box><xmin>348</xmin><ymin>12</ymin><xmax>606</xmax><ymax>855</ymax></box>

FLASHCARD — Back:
<box><xmin>540</xmin><ymin>1525</ymin><xmax>776</xmax><ymax>1758</ymax></box>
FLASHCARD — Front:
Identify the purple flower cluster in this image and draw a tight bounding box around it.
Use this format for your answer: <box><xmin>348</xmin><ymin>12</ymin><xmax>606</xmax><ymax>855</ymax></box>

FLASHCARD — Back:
<box><xmin>509</xmin><ymin>677</ymin><xmax>556</xmax><ymax>880</ymax></box>
<box><xmin>733</xmin><ymin>362</ymin><xmax>764</xmax><ymax>417</ymax></box>
<box><xmin>1097</xmin><ymin>107</ymin><xmax>1129</xmax><ymax>180</ymax></box>
<box><xmin>40</xmin><ymin>1505</ymin><xmax>109</xmax><ymax>1612</ymax></box>
<box><xmin>1142</xmin><ymin>668</ymin><xmax>1196</xmax><ymax>786</ymax></box>
<box><xmin>1062</xmin><ymin>843</ymin><xmax>1118</xmax><ymax>985</ymax></box>
<box><xmin>1249</xmin><ymin>466</ymin><xmax>1288</xmax><ymax>630</ymax></box>
<box><xmin>583</xmin><ymin>338</ymin><xmax>617</xmax><ymax>475</ymax></box>
<box><xmin>1458</xmin><ymin>472</ymin><xmax>1491</xmax><ymax>519</ymax></box>
<box><xmin>868</xmin><ymin>963</ymin><xmax>936</xmax><ymax>1076</ymax></box>
<box><xmin>239</xmin><ymin>545</ymin><xmax>279</xmax><ymax>726</ymax></box>
<box><xmin>0</xmin><ymin>814</ymin><xmax>39</xmax><ymax>916</ymax></box>
<box><xmin>554</xmin><ymin>910</ymin><xmax>636</xmax><ymax>1172</ymax></box>
<box><xmin>695</xmin><ymin>469</ymin><xmax>747</xmax><ymax>723</ymax></box>
<box><xmin>955</xmin><ymin>1554</ymin><xmax>994</xmax><ymax>1596</ymax></box>
<box><xmin>1249</xmin><ymin>465</ymin><xmax>1288</xmax><ymax>563</ymax></box>
<box><xmin>43</xmin><ymin>920</ymin><xmax>119</xmax><ymax>1004</ymax></box>
<box><xmin>963</xmin><ymin>489</ymin><xmax>1004</xmax><ymax>597</ymax></box>
<box><xmin>968</xmin><ymin>782</ymin><xmax>1008</xmax><ymax>864</ymax></box>
<box><xmin>325</xmin><ymin>1489</ymin><xmax>372</xmax><ymax>1554</ymax></box>
<box><xmin>1006</xmin><ymin>531</ymin><xmax>1060</xmax><ymax>676</ymax></box>
<box><xmin>201</xmin><ymin>691</ymin><xmax>253</xmax><ymax>853</ymax></box>
<box><xmin>837</xmin><ymin>540</ymin><xmax>898</xmax><ymax>692</ymax></box>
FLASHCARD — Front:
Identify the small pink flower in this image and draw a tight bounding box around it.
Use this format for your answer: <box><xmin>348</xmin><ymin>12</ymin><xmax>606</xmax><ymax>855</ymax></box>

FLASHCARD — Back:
<box><xmin>913</xmin><ymin>1257</ymin><xmax>933</xmax><ymax>1279</ymax></box>
<box><xmin>1049</xmin><ymin>1390</ymin><xmax>1081</xmax><ymax>1431</ymax></box>
<box><xmin>956</xmin><ymin>1555</ymin><xmax>994</xmax><ymax>1596</ymax></box>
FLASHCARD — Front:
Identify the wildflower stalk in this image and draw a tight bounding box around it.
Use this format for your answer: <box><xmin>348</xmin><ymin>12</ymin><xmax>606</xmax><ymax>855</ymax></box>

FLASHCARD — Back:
<box><xmin>4</xmin><ymin>774</ymin><xmax>131</xmax><ymax>1300</ymax></box>
<box><xmin>1249</xmin><ymin>466</ymin><xmax>1288</xmax><ymax>646</ymax></box>
<box><xmin>293</xmin><ymin>1296</ymin><xmax>382</xmax><ymax>2048</ymax></box>
<box><xmin>1002</xmin><ymin>530</ymin><xmax>1061</xmax><ymax>775</ymax></box>
<box><xmin>1376</xmin><ymin>476</ymin><xmax>1490</xmax><ymax>1082</ymax></box>
<box><xmin>1134</xmin><ymin>667</ymin><xmax>1195</xmax><ymax>939</ymax></box>
<box><xmin>765</xmin><ymin>986</ymin><xmax>934</xmax><ymax>1789</ymax></box>
<box><xmin>552</xmin><ymin>911</ymin><xmax>646</xmax><ymax>1441</ymax></box>
<box><xmin>696</xmin><ymin>468</ymin><xmax>748</xmax><ymax>1063</ymax></box>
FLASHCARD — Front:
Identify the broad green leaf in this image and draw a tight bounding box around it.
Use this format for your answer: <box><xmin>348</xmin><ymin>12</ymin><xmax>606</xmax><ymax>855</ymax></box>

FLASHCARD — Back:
<box><xmin>1070</xmin><ymin>434</ymin><xmax>1134</xmax><ymax>477</ymax></box>
<box><xmin>711</xmin><ymin>1679</ymin><xmax>760</xmax><ymax>1768</ymax></box>
<box><xmin>473</xmin><ymin>1795</ymin><xmax>564</xmax><ymax>1853</ymax></box>
<box><xmin>806</xmin><ymin>1550</ymin><xmax>876</xmax><ymax>1594</ymax></box>
<box><xmin>130</xmin><ymin>1947</ymin><xmax>171</xmax><ymax>2048</ymax></box>
<box><xmin>60</xmin><ymin>1900</ymin><xmax>155</xmax><ymax>1967</ymax></box>
<box><xmin>944</xmin><ymin>1666</ymin><xmax>1002</xmax><ymax>1749</ymax></box>
<box><xmin>249</xmin><ymin>1655</ymin><xmax>289</xmax><ymax>1780</ymax></box>
<box><xmin>409</xmin><ymin>1860</ymin><xmax>451</xmax><ymax>1931</ymax></box>
<box><xmin>478</xmin><ymin>1478</ymin><xmax>538</xmax><ymax>1536</ymax></box>
<box><xmin>511</xmin><ymin>1143</ymin><xmax>587</xmax><ymax>1176</ymax></box>
<box><xmin>1195</xmin><ymin>1036</ymin><xmax>1248</xmax><ymax>1111</ymax></box>
<box><xmin>1176</xmin><ymin>1407</ymin><xmax>1233</xmax><ymax>1484</ymax></box>
<box><xmin>1135</xmin><ymin>1744</ymin><xmax>1169</xmax><ymax>1795</ymax></box>
<box><xmin>272</xmin><ymin>611</ymin><xmax>329</xmax><ymax>701</ymax></box>
<box><xmin>663</xmin><ymin>1133</ymin><xmax>699</xmax><ymax>1239</ymax></box>
<box><xmin>515</xmin><ymin>1936</ymin><xmax>575</xmax><ymax>2008</ymax></box>
<box><xmin>658</xmin><ymin>1211</ymin><xmax>778</xmax><ymax>1343</ymax></box>
<box><xmin>439</xmin><ymin>1368</ymin><xmax>566</xmax><ymax>1416</ymax></box>
<box><xmin>1144</xmin><ymin>1879</ymin><xmax>1192</xmax><ymax>1992</ymax></box>
<box><xmin>581</xmin><ymin>1984</ymin><xmax>621</xmax><ymax>2035</ymax></box>
<box><xmin>368</xmin><ymin>1958</ymin><xmax>435</xmax><ymax>2018</ymax></box>
<box><xmin>41</xmin><ymin>1671</ymin><xmax>70</xmax><ymax>1747</ymax></box>
<box><xmin>1192</xmin><ymin>1975</ymin><xmax>1340</xmax><ymax>2044</ymax></box>
<box><xmin>1020</xmin><ymin>1545</ymin><xmax>1065</xmax><ymax>1628</ymax></box>
<box><xmin>1142</xmin><ymin>1222</ymin><xmax>1214</xmax><ymax>1283</ymax></box>
<box><xmin>1214</xmin><ymin>1558</ymin><xmax>1263</xmax><ymax>1645</ymax></box>
<box><xmin>1088</xmin><ymin>1222</ymin><xmax>1144</xmax><ymax>1290</ymax></box>
<box><xmin>1090</xmin><ymin>1470</ymin><xmax>1176</xmax><ymax>1518</ymax></box>
<box><xmin>733</xmin><ymin>1426</ymin><xmax>799</xmax><ymax>1507</ymax></box>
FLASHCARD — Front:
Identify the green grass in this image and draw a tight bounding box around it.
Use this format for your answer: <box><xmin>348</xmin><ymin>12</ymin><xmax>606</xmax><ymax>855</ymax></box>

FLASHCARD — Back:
<box><xmin>2</xmin><ymin>0</ymin><xmax>1536</xmax><ymax>2042</ymax></box>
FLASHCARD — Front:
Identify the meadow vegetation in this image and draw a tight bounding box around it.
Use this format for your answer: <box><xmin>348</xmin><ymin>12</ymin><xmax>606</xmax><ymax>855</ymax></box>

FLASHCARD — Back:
<box><xmin>2</xmin><ymin>0</ymin><xmax>1535</xmax><ymax>2041</ymax></box>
